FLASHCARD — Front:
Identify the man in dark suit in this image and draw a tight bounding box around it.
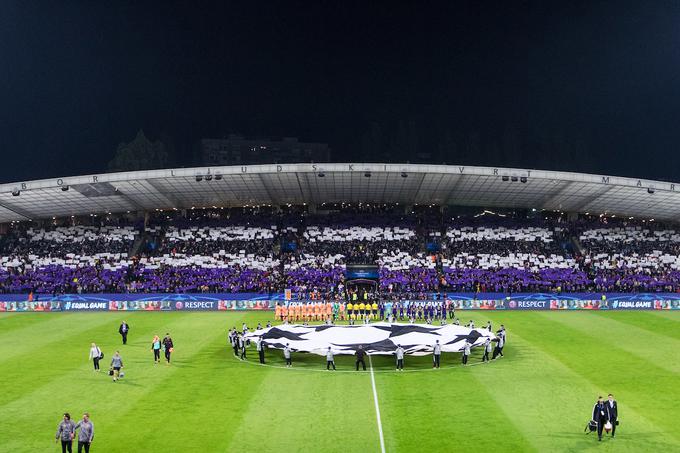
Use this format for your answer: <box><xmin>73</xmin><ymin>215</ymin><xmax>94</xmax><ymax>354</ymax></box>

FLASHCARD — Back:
<box><xmin>592</xmin><ymin>396</ymin><xmax>611</xmax><ymax>441</ymax></box>
<box><xmin>355</xmin><ymin>345</ymin><xmax>366</xmax><ymax>371</ymax></box>
<box><xmin>119</xmin><ymin>321</ymin><xmax>130</xmax><ymax>345</ymax></box>
<box><xmin>607</xmin><ymin>394</ymin><xmax>618</xmax><ymax>438</ymax></box>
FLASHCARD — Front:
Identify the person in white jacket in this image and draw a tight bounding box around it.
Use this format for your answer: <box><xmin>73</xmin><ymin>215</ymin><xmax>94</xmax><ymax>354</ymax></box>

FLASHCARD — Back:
<box><xmin>326</xmin><ymin>347</ymin><xmax>336</xmax><ymax>370</ymax></box>
<box><xmin>88</xmin><ymin>343</ymin><xmax>102</xmax><ymax>372</ymax></box>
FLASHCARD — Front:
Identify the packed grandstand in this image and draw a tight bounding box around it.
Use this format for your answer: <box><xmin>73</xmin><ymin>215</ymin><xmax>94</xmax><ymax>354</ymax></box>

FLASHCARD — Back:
<box><xmin>2</xmin><ymin>200</ymin><xmax>680</xmax><ymax>297</ymax></box>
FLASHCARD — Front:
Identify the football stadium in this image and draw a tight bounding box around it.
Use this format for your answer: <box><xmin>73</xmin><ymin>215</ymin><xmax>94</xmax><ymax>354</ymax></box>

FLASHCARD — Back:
<box><xmin>5</xmin><ymin>2</ymin><xmax>680</xmax><ymax>452</ymax></box>
<box><xmin>0</xmin><ymin>163</ymin><xmax>679</xmax><ymax>452</ymax></box>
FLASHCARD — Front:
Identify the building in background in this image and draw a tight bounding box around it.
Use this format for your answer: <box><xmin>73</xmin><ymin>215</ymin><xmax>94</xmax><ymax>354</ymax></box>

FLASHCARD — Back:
<box><xmin>201</xmin><ymin>135</ymin><xmax>331</xmax><ymax>166</ymax></box>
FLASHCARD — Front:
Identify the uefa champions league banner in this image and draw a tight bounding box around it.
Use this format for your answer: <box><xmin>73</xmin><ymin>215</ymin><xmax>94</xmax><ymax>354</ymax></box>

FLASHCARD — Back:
<box><xmin>245</xmin><ymin>323</ymin><xmax>497</xmax><ymax>356</ymax></box>
<box><xmin>1</xmin><ymin>292</ymin><xmax>680</xmax><ymax>311</ymax></box>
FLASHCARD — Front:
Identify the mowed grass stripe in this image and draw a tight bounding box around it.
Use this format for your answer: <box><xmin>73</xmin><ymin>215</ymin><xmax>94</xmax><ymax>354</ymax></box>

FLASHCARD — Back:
<box><xmin>0</xmin><ymin>312</ymin><xmax>58</xmax><ymax>334</ymax></box>
<box><xmin>541</xmin><ymin>312</ymin><xmax>680</xmax><ymax>375</ymax></box>
<box><xmin>372</xmin><ymin>355</ymin><xmax>535</xmax><ymax>452</ymax></box>
<box><xmin>0</xmin><ymin>312</ymin><xmax>222</xmax><ymax>451</ymax></box>
<box><xmin>95</xmin><ymin>314</ymin><xmax>262</xmax><ymax>452</ymax></box>
<box><xmin>523</xmin><ymin>312</ymin><xmax>680</xmax><ymax>444</ymax></box>
<box><xmin>0</xmin><ymin>312</ymin><xmax>125</xmax><ymax>364</ymax></box>
<box><xmin>590</xmin><ymin>311</ymin><xmax>680</xmax><ymax>341</ymax></box>
<box><xmin>648</xmin><ymin>310</ymin><xmax>680</xmax><ymax>324</ymax></box>
<box><xmin>467</xmin><ymin>320</ymin><xmax>675</xmax><ymax>453</ymax></box>
<box><xmin>226</xmin><ymin>365</ymin><xmax>379</xmax><ymax>452</ymax></box>
<box><xmin>0</xmin><ymin>313</ymin><xmax>131</xmax><ymax>407</ymax></box>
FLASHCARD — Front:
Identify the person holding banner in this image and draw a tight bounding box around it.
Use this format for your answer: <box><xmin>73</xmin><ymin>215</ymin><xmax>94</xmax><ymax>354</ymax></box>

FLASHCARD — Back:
<box><xmin>256</xmin><ymin>337</ymin><xmax>265</xmax><ymax>364</ymax></box>
<box><xmin>462</xmin><ymin>340</ymin><xmax>471</xmax><ymax>365</ymax></box>
<box><xmin>493</xmin><ymin>333</ymin><xmax>505</xmax><ymax>359</ymax></box>
<box><xmin>326</xmin><ymin>347</ymin><xmax>336</xmax><ymax>370</ymax></box>
<box><xmin>395</xmin><ymin>345</ymin><xmax>404</xmax><ymax>371</ymax></box>
<box><xmin>284</xmin><ymin>343</ymin><xmax>292</xmax><ymax>367</ymax></box>
<box><xmin>432</xmin><ymin>340</ymin><xmax>441</xmax><ymax>368</ymax></box>
<box><xmin>482</xmin><ymin>338</ymin><xmax>492</xmax><ymax>363</ymax></box>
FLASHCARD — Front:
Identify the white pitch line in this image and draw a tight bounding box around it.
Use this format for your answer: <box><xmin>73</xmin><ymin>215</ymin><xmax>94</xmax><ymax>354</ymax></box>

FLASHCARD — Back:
<box><xmin>368</xmin><ymin>354</ymin><xmax>386</xmax><ymax>453</ymax></box>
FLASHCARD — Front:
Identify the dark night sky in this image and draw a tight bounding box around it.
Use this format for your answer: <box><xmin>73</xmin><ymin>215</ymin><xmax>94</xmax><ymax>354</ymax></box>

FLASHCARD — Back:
<box><xmin>2</xmin><ymin>1</ymin><xmax>680</xmax><ymax>183</ymax></box>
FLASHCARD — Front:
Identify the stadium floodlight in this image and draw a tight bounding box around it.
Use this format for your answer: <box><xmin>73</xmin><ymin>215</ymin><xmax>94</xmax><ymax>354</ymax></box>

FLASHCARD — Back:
<box><xmin>11</xmin><ymin>189</ymin><xmax>20</xmax><ymax>196</ymax></box>
<box><xmin>520</xmin><ymin>176</ymin><xmax>527</xmax><ymax>183</ymax></box>
<box><xmin>61</xmin><ymin>186</ymin><xmax>69</xmax><ymax>192</ymax></box>
<box><xmin>205</xmin><ymin>174</ymin><xmax>213</xmax><ymax>181</ymax></box>
<box><xmin>502</xmin><ymin>175</ymin><xmax>509</xmax><ymax>182</ymax></box>
<box><xmin>364</xmin><ymin>172</ymin><xmax>371</xmax><ymax>178</ymax></box>
<box><xmin>195</xmin><ymin>175</ymin><xmax>203</xmax><ymax>182</ymax></box>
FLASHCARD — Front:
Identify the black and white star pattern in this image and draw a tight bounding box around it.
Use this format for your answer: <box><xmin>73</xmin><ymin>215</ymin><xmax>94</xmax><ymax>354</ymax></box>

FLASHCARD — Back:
<box><xmin>245</xmin><ymin>323</ymin><xmax>496</xmax><ymax>356</ymax></box>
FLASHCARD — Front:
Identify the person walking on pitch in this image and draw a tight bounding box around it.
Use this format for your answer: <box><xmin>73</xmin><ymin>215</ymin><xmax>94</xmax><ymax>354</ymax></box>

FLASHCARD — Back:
<box><xmin>88</xmin><ymin>343</ymin><xmax>102</xmax><ymax>372</ymax></box>
<box><xmin>607</xmin><ymin>394</ymin><xmax>619</xmax><ymax>438</ymax></box>
<box><xmin>163</xmin><ymin>333</ymin><xmax>174</xmax><ymax>364</ymax></box>
<box><xmin>326</xmin><ymin>347</ymin><xmax>336</xmax><ymax>370</ymax></box>
<box><xmin>151</xmin><ymin>335</ymin><xmax>161</xmax><ymax>364</ymax></box>
<box><xmin>118</xmin><ymin>321</ymin><xmax>129</xmax><ymax>345</ymax></box>
<box><xmin>110</xmin><ymin>351</ymin><xmax>123</xmax><ymax>382</ymax></box>
<box><xmin>284</xmin><ymin>343</ymin><xmax>292</xmax><ymax>367</ymax></box>
<box><xmin>355</xmin><ymin>345</ymin><xmax>366</xmax><ymax>371</ymax></box>
<box><xmin>55</xmin><ymin>412</ymin><xmax>76</xmax><ymax>453</ymax></box>
<box><xmin>433</xmin><ymin>340</ymin><xmax>441</xmax><ymax>368</ymax></box>
<box><xmin>395</xmin><ymin>344</ymin><xmax>404</xmax><ymax>371</ymax></box>
<box><xmin>592</xmin><ymin>396</ymin><xmax>611</xmax><ymax>441</ymax></box>
<box><xmin>74</xmin><ymin>412</ymin><xmax>94</xmax><ymax>453</ymax></box>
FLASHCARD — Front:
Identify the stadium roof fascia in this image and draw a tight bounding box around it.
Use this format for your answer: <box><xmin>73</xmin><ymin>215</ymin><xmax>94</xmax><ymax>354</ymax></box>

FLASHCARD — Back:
<box><xmin>0</xmin><ymin>163</ymin><xmax>677</xmax><ymax>223</ymax></box>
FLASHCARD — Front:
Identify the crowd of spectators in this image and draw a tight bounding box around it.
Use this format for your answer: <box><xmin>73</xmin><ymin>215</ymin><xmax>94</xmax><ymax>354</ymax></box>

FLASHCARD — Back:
<box><xmin>3</xmin><ymin>209</ymin><xmax>680</xmax><ymax>295</ymax></box>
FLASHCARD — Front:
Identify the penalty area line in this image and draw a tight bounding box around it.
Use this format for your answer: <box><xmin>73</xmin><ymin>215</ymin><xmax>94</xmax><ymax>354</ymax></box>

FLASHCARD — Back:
<box><xmin>368</xmin><ymin>354</ymin><xmax>386</xmax><ymax>453</ymax></box>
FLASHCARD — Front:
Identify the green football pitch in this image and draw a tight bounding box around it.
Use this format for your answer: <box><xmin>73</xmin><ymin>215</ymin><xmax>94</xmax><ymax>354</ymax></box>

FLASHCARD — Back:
<box><xmin>0</xmin><ymin>311</ymin><xmax>678</xmax><ymax>452</ymax></box>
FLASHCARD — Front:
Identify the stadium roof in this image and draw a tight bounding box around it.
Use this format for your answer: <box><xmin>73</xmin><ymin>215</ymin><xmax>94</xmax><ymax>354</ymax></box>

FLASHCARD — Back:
<box><xmin>0</xmin><ymin>163</ymin><xmax>678</xmax><ymax>223</ymax></box>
